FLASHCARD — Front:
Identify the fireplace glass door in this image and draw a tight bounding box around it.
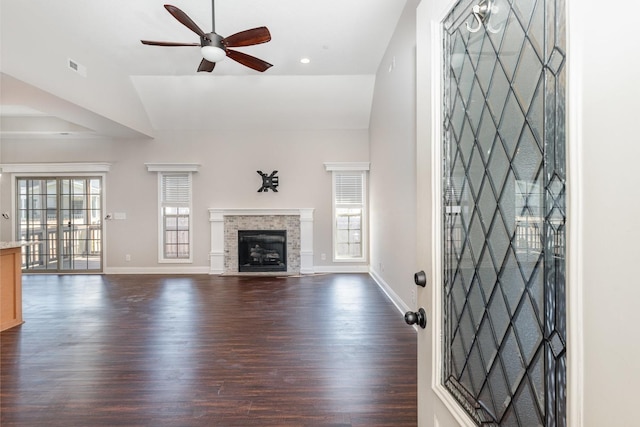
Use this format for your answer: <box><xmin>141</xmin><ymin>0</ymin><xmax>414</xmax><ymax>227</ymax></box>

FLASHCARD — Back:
<box><xmin>238</xmin><ymin>230</ymin><xmax>287</xmax><ymax>273</ymax></box>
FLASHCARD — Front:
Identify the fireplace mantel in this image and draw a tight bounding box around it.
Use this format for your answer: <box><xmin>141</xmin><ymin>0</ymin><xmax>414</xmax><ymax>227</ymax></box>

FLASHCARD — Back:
<box><xmin>209</xmin><ymin>208</ymin><xmax>314</xmax><ymax>275</ymax></box>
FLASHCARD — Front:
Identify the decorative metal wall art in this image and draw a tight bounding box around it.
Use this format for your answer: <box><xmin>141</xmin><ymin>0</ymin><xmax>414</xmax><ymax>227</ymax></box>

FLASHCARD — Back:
<box><xmin>257</xmin><ymin>170</ymin><xmax>279</xmax><ymax>192</ymax></box>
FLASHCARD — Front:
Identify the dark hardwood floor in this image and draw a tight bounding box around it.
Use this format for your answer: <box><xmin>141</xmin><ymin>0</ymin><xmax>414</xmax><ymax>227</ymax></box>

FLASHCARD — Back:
<box><xmin>1</xmin><ymin>273</ymin><xmax>417</xmax><ymax>426</ymax></box>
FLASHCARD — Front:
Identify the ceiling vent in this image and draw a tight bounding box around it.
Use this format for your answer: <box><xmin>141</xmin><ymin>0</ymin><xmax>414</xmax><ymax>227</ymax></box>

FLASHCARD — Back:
<box><xmin>67</xmin><ymin>58</ymin><xmax>87</xmax><ymax>77</ymax></box>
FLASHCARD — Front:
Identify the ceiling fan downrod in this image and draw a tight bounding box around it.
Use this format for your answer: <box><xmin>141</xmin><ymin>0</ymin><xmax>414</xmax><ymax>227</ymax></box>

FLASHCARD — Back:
<box><xmin>210</xmin><ymin>0</ymin><xmax>216</xmax><ymax>33</ymax></box>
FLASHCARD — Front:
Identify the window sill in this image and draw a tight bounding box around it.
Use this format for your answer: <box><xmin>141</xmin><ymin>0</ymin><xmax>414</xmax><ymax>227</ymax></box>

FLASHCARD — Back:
<box><xmin>333</xmin><ymin>257</ymin><xmax>367</xmax><ymax>263</ymax></box>
<box><xmin>158</xmin><ymin>259</ymin><xmax>193</xmax><ymax>264</ymax></box>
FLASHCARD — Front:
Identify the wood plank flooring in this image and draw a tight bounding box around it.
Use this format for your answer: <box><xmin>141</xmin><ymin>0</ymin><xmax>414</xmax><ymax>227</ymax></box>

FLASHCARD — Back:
<box><xmin>0</xmin><ymin>273</ymin><xmax>417</xmax><ymax>426</ymax></box>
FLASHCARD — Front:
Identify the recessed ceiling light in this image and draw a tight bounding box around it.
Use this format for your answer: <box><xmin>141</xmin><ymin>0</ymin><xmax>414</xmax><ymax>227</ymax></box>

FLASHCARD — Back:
<box><xmin>300</xmin><ymin>58</ymin><xmax>310</xmax><ymax>64</ymax></box>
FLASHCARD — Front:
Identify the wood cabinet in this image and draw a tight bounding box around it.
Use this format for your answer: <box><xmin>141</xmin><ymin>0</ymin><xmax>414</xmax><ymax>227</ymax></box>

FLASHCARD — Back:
<box><xmin>1</xmin><ymin>245</ymin><xmax>23</xmax><ymax>331</ymax></box>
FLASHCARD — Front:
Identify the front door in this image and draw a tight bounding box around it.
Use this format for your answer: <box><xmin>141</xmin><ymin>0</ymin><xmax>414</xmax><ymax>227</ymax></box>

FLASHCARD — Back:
<box><xmin>416</xmin><ymin>0</ymin><xmax>566</xmax><ymax>425</ymax></box>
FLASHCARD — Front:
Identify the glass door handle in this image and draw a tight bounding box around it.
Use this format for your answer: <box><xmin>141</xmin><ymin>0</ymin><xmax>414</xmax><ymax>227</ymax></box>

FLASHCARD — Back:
<box><xmin>404</xmin><ymin>308</ymin><xmax>427</xmax><ymax>329</ymax></box>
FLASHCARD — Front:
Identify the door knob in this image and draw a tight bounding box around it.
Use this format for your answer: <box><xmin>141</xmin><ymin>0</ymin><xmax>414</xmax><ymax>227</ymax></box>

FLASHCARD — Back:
<box><xmin>404</xmin><ymin>308</ymin><xmax>427</xmax><ymax>329</ymax></box>
<box><xmin>414</xmin><ymin>270</ymin><xmax>427</xmax><ymax>287</ymax></box>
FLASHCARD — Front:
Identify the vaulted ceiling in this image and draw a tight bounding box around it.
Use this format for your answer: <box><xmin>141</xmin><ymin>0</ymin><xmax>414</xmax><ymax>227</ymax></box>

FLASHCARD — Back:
<box><xmin>0</xmin><ymin>0</ymin><xmax>408</xmax><ymax>139</ymax></box>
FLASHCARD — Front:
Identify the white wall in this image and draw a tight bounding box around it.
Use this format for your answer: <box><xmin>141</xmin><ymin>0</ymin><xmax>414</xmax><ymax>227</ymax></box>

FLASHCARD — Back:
<box><xmin>0</xmin><ymin>129</ymin><xmax>369</xmax><ymax>272</ymax></box>
<box><xmin>369</xmin><ymin>0</ymin><xmax>419</xmax><ymax>311</ymax></box>
<box><xmin>570</xmin><ymin>0</ymin><xmax>640</xmax><ymax>424</ymax></box>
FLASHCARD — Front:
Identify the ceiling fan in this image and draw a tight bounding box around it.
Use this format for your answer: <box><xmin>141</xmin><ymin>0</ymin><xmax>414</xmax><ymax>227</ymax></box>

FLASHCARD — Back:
<box><xmin>141</xmin><ymin>1</ymin><xmax>272</xmax><ymax>73</ymax></box>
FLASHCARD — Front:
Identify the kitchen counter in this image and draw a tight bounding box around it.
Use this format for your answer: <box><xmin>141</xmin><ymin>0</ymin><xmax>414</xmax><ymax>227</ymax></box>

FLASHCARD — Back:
<box><xmin>1</xmin><ymin>242</ymin><xmax>24</xmax><ymax>331</ymax></box>
<box><xmin>0</xmin><ymin>241</ymin><xmax>27</xmax><ymax>250</ymax></box>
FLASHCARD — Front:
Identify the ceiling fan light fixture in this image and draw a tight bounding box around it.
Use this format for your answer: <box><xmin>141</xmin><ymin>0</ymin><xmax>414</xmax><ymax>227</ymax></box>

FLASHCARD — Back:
<box><xmin>201</xmin><ymin>45</ymin><xmax>226</xmax><ymax>62</ymax></box>
<box><xmin>200</xmin><ymin>32</ymin><xmax>226</xmax><ymax>62</ymax></box>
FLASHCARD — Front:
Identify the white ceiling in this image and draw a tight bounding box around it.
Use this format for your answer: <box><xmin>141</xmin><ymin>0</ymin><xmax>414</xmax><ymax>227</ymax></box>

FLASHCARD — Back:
<box><xmin>0</xmin><ymin>0</ymin><xmax>408</xmax><ymax>137</ymax></box>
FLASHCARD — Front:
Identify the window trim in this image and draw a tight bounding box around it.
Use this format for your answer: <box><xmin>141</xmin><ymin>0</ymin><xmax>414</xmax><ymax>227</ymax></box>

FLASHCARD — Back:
<box><xmin>325</xmin><ymin>162</ymin><xmax>369</xmax><ymax>263</ymax></box>
<box><xmin>146</xmin><ymin>163</ymin><xmax>199</xmax><ymax>264</ymax></box>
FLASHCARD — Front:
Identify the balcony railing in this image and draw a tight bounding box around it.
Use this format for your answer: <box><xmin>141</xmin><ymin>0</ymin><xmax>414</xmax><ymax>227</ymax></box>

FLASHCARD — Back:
<box><xmin>20</xmin><ymin>224</ymin><xmax>102</xmax><ymax>269</ymax></box>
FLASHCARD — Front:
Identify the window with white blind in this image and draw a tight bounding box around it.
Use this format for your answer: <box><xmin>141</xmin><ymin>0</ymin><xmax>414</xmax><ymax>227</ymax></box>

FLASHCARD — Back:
<box><xmin>146</xmin><ymin>164</ymin><xmax>199</xmax><ymax>264</ymax></box>
<box><xmin>160</xmin><ymin>173</ymin><xmax>191</xmax><ymax>262</ymax></box>
<box><xmin>325</xmin><ymin>163</ymin><xmax>369</xmax><ymax>262</ymax></box>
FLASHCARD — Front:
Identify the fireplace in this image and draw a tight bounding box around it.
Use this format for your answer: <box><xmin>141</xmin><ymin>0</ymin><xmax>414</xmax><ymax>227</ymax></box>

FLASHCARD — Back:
<box><xmin>238</xmin><ymin>230</ymin><xmax>287</xmax><ymax>272</ymax></box>
<box><xmin>208</xmin><ymin>208</ymin><xmax>314</xmax><ymax>275</ymax></box>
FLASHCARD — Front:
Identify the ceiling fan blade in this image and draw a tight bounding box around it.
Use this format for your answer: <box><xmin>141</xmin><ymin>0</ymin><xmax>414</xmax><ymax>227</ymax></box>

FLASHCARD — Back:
<box><xmin>141</xmin><ymin>40</ymin><xmax>200</xmax><ymax>47</ymax></box>
<box><xmin>197</xmin><ymin>58</ymin><xmax>216</xmax><ymax>73</ymax></box>
<box><xmin>223</xmin><ymin>27</ymin><xmax>271</xmax><ymax>47</ymax></box>
<box><xmin>164</xmin><ymin>4</ymin><xmax>205</xmax><ymax>37</ymax></box>
<box><xmin>226</xmin><ymin>50</ymin><xmax>273</xmax><ymax>72</ymax></box>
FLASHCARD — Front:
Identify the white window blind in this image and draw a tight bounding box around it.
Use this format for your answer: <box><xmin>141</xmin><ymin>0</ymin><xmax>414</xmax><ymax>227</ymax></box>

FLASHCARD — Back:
<box><xmin>161</xmin><ymin>173</ymin><xmax>190</xmax><ymax>205</ymax></box>
<box><xmin>335</xmin><ymin>173</ymin><xmax>363</xmax><ymax>205</ymax></box>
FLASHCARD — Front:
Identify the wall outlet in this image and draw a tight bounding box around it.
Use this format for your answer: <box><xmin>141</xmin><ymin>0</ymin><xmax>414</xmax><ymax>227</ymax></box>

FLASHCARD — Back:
<box><xmin>125</xmin><ymin>254</ymin><xmax>131</xmax><ymax>262</ymax></box>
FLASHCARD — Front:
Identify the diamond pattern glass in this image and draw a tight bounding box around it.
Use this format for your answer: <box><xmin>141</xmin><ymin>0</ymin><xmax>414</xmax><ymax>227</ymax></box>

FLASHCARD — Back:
<box><xmin>442</xmin><ymin>0</ymin><xmax>566</xmax><ymax>425</ymax></box>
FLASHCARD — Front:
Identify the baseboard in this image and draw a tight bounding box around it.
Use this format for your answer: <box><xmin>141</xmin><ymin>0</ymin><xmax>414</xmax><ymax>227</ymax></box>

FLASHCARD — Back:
<box><xmin>313</xmin><ymin>265</ymin><xmax>370</xmax><ymax>274</ymax></box>
<box><xmin>369</xmin><ymin>269</ymin><xmax>411</xmax><ymax>316</ymax></box>
<box><xmin>105</xmin><ymin>265</ymin><xmax>368</xmax><ymax>275</ymax></box>
<box><xmin>104</xmin><ymin>266</ymin><xmax>211</xmax><ymax>275</ymax></box>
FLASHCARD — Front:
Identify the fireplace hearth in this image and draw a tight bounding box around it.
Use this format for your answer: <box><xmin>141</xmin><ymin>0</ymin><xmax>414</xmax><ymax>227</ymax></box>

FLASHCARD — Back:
<box><xmin>238</xmin><ymin>230</ymin><xmax>287</xmax><ymax>272</ymax></box>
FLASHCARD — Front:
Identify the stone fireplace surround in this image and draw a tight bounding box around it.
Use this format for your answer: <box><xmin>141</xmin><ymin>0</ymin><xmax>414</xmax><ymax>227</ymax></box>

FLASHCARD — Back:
<box><xmin>209</xmin><ymin>208</ymin><xmax>314</xmax><ymax>275</ymax></box>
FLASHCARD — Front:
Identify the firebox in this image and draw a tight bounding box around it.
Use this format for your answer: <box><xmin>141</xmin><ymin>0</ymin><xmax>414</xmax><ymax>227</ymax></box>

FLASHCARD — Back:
<box><xmin>238</xmin><ymin>230</ymin><xmax>287</xmax><ymax>272</ymax></box>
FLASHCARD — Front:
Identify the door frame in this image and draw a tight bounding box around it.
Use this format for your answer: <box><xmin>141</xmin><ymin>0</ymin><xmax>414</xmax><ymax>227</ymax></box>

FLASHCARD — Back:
<box><xmin>2</xmin><ymin>163</ymin><xmax>110</xmax><ymax>273</ymax></box>
<box><xmin>416</xmin><ymin>0</ymin><xmax>583</xmax><ymax>424</ymax></box>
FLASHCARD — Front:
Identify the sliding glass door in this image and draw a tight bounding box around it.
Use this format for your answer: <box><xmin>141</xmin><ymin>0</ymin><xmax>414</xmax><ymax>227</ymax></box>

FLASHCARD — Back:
<box><xmin>17</xmin><ymin>177</ymin><xmax>103</xmax><ymax>272</ymax></box>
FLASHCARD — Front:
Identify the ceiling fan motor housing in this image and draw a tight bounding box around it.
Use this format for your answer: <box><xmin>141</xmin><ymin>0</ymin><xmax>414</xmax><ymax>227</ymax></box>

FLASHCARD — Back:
<box><xmin>201</xmin><ymin>32</ymin><xmax>225</xmax><ymax>50</ymax></box>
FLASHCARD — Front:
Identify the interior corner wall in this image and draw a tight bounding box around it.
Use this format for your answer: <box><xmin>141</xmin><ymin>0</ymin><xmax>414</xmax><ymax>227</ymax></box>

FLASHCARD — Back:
<box><xmin>0</xmin><ymin>129</ymin><xmax>368</xmax><ymax>273</ymax></box>
<box><xmin>368</xmin><ymin>0</ymin><xmax>419</xmax><ymax>311</ymax></box>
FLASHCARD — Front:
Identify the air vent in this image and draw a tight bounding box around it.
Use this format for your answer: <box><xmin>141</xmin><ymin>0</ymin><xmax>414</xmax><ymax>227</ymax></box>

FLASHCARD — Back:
<box><xmin>67</xmin><ymin>58</ymin><xmax>87</xmax><ymax>77</ymax></box>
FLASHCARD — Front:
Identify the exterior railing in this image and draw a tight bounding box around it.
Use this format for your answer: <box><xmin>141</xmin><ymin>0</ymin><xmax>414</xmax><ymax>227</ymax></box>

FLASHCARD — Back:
<box><xmin>20</xmin><ymin>224</ymin><xmax>102</xmax><ymax>269</ymax></box>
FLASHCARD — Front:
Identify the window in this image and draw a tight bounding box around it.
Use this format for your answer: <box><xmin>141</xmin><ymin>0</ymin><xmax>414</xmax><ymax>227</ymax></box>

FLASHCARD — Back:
<box><xmin>147</xmin><ymin>164</ymin><xmax>199</xmax><ymax>263</ymax></box>
<box><xmin>160</xmin><ymin>173</ymin><xmax>191</xmax><ymax>261</ymax></box>
<box><xmin>325</xmin><ymin>163</ymin><xmax>369</xmax><ymax>262</ymax></box>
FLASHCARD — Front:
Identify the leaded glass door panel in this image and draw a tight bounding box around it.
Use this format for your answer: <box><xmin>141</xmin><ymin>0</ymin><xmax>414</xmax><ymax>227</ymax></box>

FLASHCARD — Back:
<box><xmin>442</xmin><ymin>0</ymin><xmax>566</xmax><ymax>425</ymax></box>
